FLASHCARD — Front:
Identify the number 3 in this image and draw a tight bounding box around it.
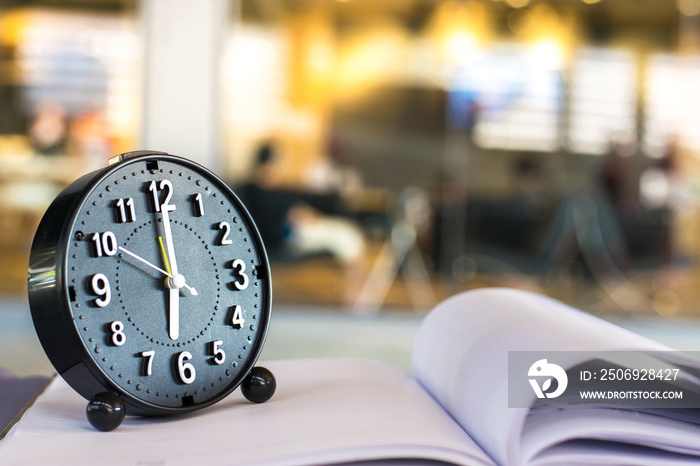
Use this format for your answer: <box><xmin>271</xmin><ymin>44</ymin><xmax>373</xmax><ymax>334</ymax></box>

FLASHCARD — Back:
<box><xmin>231</xmin><ymin>259</ymin><xmax>248</xmax><ymax>290</ymax></box>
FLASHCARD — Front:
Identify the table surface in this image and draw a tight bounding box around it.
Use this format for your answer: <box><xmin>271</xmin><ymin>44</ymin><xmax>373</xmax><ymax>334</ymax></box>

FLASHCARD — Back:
<box><xmin>3</xmin><ymin>296</ymin><xmax>700</xmax><ymax>441</ymax></box>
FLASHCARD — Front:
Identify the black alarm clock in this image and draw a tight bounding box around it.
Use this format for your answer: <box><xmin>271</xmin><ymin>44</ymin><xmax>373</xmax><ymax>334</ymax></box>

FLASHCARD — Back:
<box><xmin>28</xmin><ymin>150</ymin><xmax>276</xmax><ymax>431</ymax></box>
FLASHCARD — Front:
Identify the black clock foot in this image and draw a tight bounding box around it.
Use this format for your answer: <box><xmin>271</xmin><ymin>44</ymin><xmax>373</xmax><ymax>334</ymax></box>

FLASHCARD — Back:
<box><xmin>241</xmin><ymin>366</ymin><xmax>276</xmax><ymax>403</ymax></box>
<box><xmin>86</xmin><ymin>392</ymin><xmax>125</xmax><ymax>431</ymax></box>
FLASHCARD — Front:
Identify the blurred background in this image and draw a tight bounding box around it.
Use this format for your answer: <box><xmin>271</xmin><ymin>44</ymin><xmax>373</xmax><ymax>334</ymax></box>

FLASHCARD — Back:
<box><xmin>3</xmin><ymin>0</ymin><xmax>700</xmax><ymax>320</ymax></box>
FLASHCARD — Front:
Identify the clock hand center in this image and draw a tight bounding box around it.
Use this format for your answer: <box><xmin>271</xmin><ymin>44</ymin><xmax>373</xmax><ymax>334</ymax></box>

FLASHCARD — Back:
<box><xmin>166</xmin><ymin>274</ymin><xmax>198</xmax><ymax>296</ymax></box>
<box><xmin>170</xmin><ymin>273</ymin><xmax>186</xmax><ymax>289</ymax></box>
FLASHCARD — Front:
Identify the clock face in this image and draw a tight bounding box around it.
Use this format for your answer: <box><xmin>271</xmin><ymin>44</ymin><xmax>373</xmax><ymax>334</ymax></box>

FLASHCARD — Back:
<box><xmin>59</xmin><ymin>155</ymin><xmax>271</xmax><ymax>412</ymax></box>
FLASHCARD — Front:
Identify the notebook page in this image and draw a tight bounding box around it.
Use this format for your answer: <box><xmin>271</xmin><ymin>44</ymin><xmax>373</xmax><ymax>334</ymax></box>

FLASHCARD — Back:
<box><xmin>522</xmin><ymin>408</ymin><xmax>700</xmax><ymax>462</ymax></box>
<box><xmin>412</xmin><ymin>288</ymin><xmax>671</xmax><ymax>466</ymax></box>
<box><xmin>534</xmin><ymin>439</ymin><xmax>700</xmax><ymax>466</ymax></box>
<box><xmin>0</xmin><ymin>358</ymin><xmax>493</xmax><ymax>466</ymax></box>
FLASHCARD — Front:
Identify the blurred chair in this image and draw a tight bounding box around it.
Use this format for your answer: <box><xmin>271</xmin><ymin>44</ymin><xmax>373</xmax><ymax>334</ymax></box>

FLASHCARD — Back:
<box><xmin>353</xmin><ymin>187</ymin><xmax>437</xmax><ymax>313</ymax></box>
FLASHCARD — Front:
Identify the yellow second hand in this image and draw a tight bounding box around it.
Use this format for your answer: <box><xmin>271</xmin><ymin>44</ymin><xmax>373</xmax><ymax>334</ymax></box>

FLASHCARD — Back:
<box><xmin>158</xmin><ymin>236</ymin><xmax>172</xmax><ymax>276</ymax></box>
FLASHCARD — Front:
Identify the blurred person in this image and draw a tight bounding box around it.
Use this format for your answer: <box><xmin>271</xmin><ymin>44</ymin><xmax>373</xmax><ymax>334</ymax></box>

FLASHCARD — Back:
<box><xmin>433</xmin><ymin>168</ymin><xmax>468</xmax><ymax>279</ymax></box>
<box><xmin>639</xmin><ymin>136</ymin><xmax>682</xmax><ymax>210</ymax></box>
<box><xmin>592</xmin><ymin>139</ymin><xmax>636</xmax><ymax>271</ymax></box>
<box><xmin>303</xmin><ymin>134</ymin><xmax>363</xmax><ymax>202</ymax></box>
<box><xmin>640</xmin><ymin>136</ymin><xmax>693</xmax><ymax>311</ymax></box>
<box><xmin>238</xmin><ymin>143</ymin><xmax>297</xmax><ymax>257</ymax></box>
<box><xmin>512</xmin><ymin>156</ymin><xmax>548</xmax><ymax>206</ymax></box>
<box><xmin>600</xmin><ymin>140</ymin><xmax>634</xmax><ymax>213</ymax></box>
<box><xmin>639</xmin><ymin>136</ymin><xmax>688</xmax><ymax>268</ymax></box>
<box><xmin>239</xmin><ymin>142</ymin><xmax>366</xmax><ymax>304</ymax></box>
<box><xmin>27</xmin><ymin>101</ymin><xmax>68</xmax><ymax>156</ymax></box>
<box><xmin>68</xmin><ymin>110</ymin><xmax>113</xmax><ymax>171</ymax></box>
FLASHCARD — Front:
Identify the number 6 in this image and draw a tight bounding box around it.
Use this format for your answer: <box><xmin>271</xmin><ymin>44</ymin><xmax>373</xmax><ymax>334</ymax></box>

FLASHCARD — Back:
<box><xmin>177</xmin><ymin>351</ymin><xmax>196</xmax><ymax>384</ymax></box>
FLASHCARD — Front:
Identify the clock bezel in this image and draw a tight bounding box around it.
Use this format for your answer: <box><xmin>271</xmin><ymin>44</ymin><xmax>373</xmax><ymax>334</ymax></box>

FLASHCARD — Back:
<box><xmin>28</xmin><ymin>152</ymin><xmax>273</xmax><ymax>416</ymax></box>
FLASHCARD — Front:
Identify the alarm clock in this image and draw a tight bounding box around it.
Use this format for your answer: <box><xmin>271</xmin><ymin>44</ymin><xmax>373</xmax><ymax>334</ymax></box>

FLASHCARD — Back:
<box><xmin>28</xmin><ymin>151</ymin><xmax>275</xmax><ymax>431</ymax></box>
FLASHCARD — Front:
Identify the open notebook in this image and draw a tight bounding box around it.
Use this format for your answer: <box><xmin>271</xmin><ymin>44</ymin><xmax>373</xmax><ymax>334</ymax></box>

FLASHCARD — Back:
<box><xmin>2</xmin><ymin>288</ymin><xmax>700</xmax><ymax>465</ymax></box>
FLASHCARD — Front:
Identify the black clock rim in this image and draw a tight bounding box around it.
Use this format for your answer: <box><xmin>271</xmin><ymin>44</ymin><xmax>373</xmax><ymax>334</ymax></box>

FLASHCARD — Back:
<box><xmin>28</xmin><ymin>152</ymin><xmax>273</xmax><ymax>416</ymax></box>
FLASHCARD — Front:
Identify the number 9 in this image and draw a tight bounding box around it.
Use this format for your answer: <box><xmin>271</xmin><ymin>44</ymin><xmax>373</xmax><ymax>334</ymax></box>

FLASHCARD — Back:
<box><xmin>91</xmin><ymin>273</ymin><xmax>111</xmax><ymax>307</ymax></box>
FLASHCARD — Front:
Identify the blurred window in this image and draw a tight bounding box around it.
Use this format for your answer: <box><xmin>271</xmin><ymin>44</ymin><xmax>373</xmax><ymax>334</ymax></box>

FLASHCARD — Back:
<box><xmin>567</xmin><ymin>48</ymin><xmax>637</xmax><ymax>155</ymax></box>
<box><xmin>451</xmin><ymin>43</ymin><xmax>563</xmax><ymax>152</ymax></box>
<box><xmin>222</xmin><ymin>24</ymin><xmax>289</xmax><ymax>180</ymax></box>
<box><xmin>644</xmin><ymin>54</ymin><xmax>700</xmax><ymax>157</ymax></box>
<box><xmin>0</xmin><ymin>7</ymin><xmax>139</xmax><ymax>160</ymax></box>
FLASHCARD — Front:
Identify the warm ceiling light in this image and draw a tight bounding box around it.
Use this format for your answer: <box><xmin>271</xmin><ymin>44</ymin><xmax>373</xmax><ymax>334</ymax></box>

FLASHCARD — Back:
<box><xmin>505</xmin><ymin>0</ymin><xmax>530</xmax><ymax>8</ymax></box>
<box><xmin>507</xmin><ymin>9</ymin><xmax>532</xmax><ymax>35</ymax></box>
<box><xmin>582</xmin><ymin>0</ymin><xmax>602</xmax><ymax>4</ymax></box>
<box><xmin>679</xmin><ymin>0</ymin><xmax>700</xmax><ymax>16</ymax></box>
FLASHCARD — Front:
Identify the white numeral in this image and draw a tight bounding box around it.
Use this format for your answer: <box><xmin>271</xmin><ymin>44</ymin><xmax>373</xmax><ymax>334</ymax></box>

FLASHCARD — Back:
<box><xmin>149</xmin><ymin>179</ymin><xmax>173</xmax><ymax>212</ymax></box>
<box><xmin>211</xmin><ymin>340</ymin><xmax>225</xmax><ymax>365</ymax></box>
<box><xmin>91</xmin><ymin>273</ymin><xmax>111</xmax><ymax>307</ymax></box>
<box><xmin>230</xmin><ymin>305</ymin><xmax>245</xmax><ymax>328</ymax></box>
<box><xmin>177</xmin><ymin>351</ymin><xmax>196</xmax><ymax>384</ymax></box>
<box><xmin>217</xmin><ymin>222</ymin><xmax>232</xmax><ymax>245</ymax></box>
<box><xmin>116</xmin><ymin>198</ymin><xmax>136</xmax><ymax>223</ymax></box>
<box><xmin>194</xmin><ymin>193</ymin><xmax>204</xmax><ymax>217</ymax></box>
<box><xmin>110</xmin><ymin>321</ymin><xmax>126</xmax><ymax>346</ymax></box>
<box><xmin>91</xmin><ymin>231</ymin><xmax>117</xmax><ymax>257</ymax></box>
<box><xmin>140</xmin><ymin>350</ymin><xmax>155</xmax><ymax>376</ymax></box>
<box><xmin>231</xmin><ymin>259</ymin><xmax>248</xmax><ymax>290</ymax></box>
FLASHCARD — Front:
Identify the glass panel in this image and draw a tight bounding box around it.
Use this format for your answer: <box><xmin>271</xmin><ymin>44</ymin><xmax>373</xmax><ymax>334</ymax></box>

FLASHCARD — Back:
<box><xmin>221</xmin><ymin>0</ymin><xmax>697</xmax><ymax>317</ymax></box>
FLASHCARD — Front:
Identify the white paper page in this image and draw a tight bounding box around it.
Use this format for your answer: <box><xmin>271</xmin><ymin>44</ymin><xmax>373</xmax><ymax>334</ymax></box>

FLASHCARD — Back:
<box><xmin>534</xmin><ymin>440</ymin><xmax>700</xmax><ymax>466</ymax></box>
<box><xmin>412</xmin><ymin>288</ymin><xmax>672</xmax><ymax>466</ymax></box>
<box><xmin>0</xmin><ymin>358</ymin><xmax>493</xmax><ymax>466</ymax></box>
<box><xmin>523</xmin><ymin>408</ymin><xmax>700</xmax><ymax>463</ymax></box>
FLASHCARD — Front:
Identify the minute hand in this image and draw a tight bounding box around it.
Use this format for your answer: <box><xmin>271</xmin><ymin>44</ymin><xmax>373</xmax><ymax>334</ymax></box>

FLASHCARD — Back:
<box><xmin>160</xmin><ymin>204</ymin><xmax>181</xmax><ymax>341</ymax></box>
